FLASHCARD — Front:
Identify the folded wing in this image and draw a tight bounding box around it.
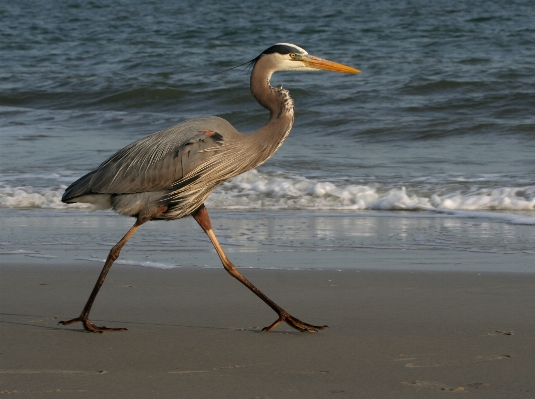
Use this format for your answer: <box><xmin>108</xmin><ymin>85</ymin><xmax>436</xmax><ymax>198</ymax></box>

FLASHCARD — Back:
<box><xmin>62</xmin><ymin>116</ymin><xmax>241</xmax><ymax>202</ymax></box>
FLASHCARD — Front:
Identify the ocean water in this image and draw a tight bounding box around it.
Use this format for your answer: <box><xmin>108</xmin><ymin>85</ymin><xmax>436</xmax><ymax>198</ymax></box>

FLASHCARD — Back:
<box><xmin>1</xmin><ymin>0</ymin><xmax>534</xmax><ymax>269</ymax></box>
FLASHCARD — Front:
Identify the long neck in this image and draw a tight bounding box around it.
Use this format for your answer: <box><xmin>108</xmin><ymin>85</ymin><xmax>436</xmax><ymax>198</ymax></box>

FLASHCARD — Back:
<box><xmin>249</xmin><ymin>60</ymin><xmax>295</xmax><ymax>156</ymax></box>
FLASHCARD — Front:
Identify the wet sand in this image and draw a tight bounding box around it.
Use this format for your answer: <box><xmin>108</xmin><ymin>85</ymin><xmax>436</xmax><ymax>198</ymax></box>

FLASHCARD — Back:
<box><xmin>2</xmin><ymin>209</ymin><xmax>534</xmax><ymax>273</ymax></box>
<box><xmin>2</xmin><ymin>263</ymin><xmax>535</xmax><ymax>398</ymax></box>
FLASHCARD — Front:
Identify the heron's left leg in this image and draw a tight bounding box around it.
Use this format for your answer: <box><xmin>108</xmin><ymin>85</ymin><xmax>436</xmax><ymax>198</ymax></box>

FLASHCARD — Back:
<box><xmin>59</xmin><ymin>206</ymin><xmax>167</xmax><ymax>333</ymax></box>
<box><xmin>58</xmin><ymin>220</ymin><xmax>143</xmax><ymax>332</ymax></box>
<box><xmin>192</xmin><ymin>204</ymin><xmax>327</xmax><ymax>333</ymax></box>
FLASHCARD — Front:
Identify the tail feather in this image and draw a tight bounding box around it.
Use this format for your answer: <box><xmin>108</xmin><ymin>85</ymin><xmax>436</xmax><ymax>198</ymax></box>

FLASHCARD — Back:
<box><xmin>62</xmin><ymin>170</ymin><xmax>98</xmax><ymax>203</ymax></box>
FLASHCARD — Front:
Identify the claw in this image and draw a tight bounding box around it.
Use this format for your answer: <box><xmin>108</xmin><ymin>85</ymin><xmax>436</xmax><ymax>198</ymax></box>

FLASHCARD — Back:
<box><xmin>262</xmin><ymin>312</ymin><xmax>327</xmax><ymax>333</ymax></box>
<box><xmin>58</xmin><ymin>317</ymin><xmax>127</xmax><ymax>333</ymax></box>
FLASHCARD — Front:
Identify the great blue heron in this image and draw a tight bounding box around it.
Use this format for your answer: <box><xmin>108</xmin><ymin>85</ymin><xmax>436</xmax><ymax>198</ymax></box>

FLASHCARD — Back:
<box><xmin>59</xmin><ymin>43</ymin><xmax>360</xmax><ymax>333</ymax></box>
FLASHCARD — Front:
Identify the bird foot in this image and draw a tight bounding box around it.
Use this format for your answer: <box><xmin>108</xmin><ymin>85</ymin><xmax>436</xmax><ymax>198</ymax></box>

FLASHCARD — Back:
<box><xmin>262</xmin><ymin>312</ymin><xmax>327</xmax><ymax>333</ymax></box>
<box><xmin>58</xmin><ymin>317</ymin><xmax>127</xmax><ymax>333</ymax></box>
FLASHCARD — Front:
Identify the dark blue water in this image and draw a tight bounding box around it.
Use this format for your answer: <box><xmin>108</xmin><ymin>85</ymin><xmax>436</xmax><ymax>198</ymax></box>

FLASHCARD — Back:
<box><xmin>1</xmin><ymin>0</ymin><xmax>534</xmax><ymax>218</ymax></box>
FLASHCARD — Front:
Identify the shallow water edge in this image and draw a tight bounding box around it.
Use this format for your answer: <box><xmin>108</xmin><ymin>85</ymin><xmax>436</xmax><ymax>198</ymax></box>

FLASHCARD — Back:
<box><xmin>1</xmin><ymin>209</ymin><xmax>533</xmax><ymax>273</ymax></box>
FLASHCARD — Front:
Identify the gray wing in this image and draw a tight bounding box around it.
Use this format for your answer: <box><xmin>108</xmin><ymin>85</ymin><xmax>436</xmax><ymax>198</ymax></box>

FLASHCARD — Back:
<box><xmin>62</xmin><ymin>116</ymin><xmax>241</xmax><ymax>201</ymax></box>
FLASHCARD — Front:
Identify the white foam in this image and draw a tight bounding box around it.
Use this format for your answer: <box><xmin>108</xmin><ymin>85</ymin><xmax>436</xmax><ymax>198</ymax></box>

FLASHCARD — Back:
<box><xmin>435</xmin><ymin>210</ymin><xmax>535</xmax><ymax>225</ymax></box>
<box><xmin>0</xmin><ymin>250</ymin><xmax>39</xmax><ymax>255</ymax></box>
<box><xmin>1</xmin><ymin>170</ymin><xmax>534</xmax><ymax>224</ymax></box>
<box><xmin>208</xmin><ymin>170</ymin><xmax>535</xmax><ymax>213</ymax></box>
<box><xmin>430</xmin><ymin>187</ymin><xmax>535</xmax><ymax>211</ymax></box>
<box><xmin>75</xmin><ymin>256</ymin><xmax>178</xmax><ymax>269</ymax></box>
<box><xmin>0</xmin><ymin>185</ymin><xmax>89</xmax><ymax>209</ymax></box>
<box><xmin>25</xmin><ymin>254</ymin><xmax>58</xmax><ymax>259</ymax></box>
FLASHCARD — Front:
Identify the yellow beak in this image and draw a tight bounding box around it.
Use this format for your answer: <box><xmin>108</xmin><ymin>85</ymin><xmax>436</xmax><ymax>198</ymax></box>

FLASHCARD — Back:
<box><xmin>302</xmin><ymin>55</ymin><xmax>360</xmax><ymax>74</ymax></box>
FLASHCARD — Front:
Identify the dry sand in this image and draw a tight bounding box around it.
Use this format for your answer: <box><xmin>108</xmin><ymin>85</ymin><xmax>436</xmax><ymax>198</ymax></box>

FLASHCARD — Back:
<box><xmin>1</xmin><ymin>263</ymin><xmax>534</xmax><ymax>398</ymax></box>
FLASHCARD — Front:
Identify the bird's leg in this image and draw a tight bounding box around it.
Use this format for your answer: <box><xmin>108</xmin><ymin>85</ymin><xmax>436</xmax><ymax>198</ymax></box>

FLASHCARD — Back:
<box><xmin>192</xmin><ymin>204</ymin><xmax>327</xmax><ymax>333</ymax></box>
<box><xmin>59</xmin><ymin>215</ymin><xmax>151</xmax><ymax>333</ymax></box>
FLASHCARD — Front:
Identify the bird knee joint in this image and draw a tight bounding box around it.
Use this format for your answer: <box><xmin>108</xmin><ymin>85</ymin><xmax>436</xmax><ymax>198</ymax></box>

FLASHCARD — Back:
<box><xmin>224</xmin><ymin>262</ymin><xmax>239</xmax><ymax>275</ymax></box>
<box><xmin>109</xmin><ymin>249</ymin><xmax>120</xmax><ymax>261</ymax></box>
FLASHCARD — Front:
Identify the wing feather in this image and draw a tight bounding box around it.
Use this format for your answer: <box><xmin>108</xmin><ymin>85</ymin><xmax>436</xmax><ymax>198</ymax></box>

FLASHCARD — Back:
<box><xmin>62</xmin><ymin>116</ymin><xmax>241</xmax><ymax>201</ymax></box>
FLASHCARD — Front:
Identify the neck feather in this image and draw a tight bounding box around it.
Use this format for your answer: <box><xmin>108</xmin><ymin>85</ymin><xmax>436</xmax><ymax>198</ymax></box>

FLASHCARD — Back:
<box><xmin>248</xmin><ymin>60</ymin><xmax>295</xmax><ymax>157</ymax></box>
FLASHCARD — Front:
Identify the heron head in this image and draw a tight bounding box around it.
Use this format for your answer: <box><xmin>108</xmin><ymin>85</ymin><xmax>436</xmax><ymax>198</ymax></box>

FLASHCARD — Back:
<box><xmin>257</xmin><ymin>43</ymin><xmax>360</xmax><ymax>74</ymax></box>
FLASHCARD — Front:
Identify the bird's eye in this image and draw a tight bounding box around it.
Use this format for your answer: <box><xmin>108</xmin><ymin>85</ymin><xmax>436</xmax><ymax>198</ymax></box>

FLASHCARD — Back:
<box><xmin>289</xmin><ymin>53</ymin><xmax>296</xmax><ymax>59</ymax></box>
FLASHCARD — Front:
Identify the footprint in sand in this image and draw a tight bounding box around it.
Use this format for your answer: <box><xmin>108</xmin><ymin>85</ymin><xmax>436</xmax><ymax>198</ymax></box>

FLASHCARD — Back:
<box><xmin>402</xmin><ymin>381</ymin><xmax>490</xmax><ymax>392</ymax></box>
<box><xmin>485</xmin><ymin>330</ymin><xmax>514</xmax><ymax>336</ymax></box>
<box><xmin>396</xmin><ymin>353</ymin><xmax>511</xmax><ymax>368</ymax></box>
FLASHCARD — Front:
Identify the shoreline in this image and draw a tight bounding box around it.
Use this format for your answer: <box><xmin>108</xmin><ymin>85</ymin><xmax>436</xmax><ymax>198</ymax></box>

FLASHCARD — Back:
<box><xmin>2</xmin><ymin>209</ymin><xmax>534</xmax><ymax>274</ymax></box>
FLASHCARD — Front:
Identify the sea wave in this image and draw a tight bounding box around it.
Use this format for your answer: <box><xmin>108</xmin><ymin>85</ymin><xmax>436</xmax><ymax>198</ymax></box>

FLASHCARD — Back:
<box><xmin>1</xmin><ymin>170</ymin><xmax>534</xmax><ymax>216</ymax></box>
<box><xmin>0</xmin><ymin>185</ymin><xmax>85</xmax><ymax>209</ymax></box>
<box><xmin>207</xmin><ymin>171</ymin><xmax>535</xmax><ymax>212</ymax></box>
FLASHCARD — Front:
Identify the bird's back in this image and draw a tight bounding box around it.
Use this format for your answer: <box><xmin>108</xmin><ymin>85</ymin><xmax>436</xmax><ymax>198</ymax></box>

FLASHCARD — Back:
<box><xmin>62</xmin><ymin>116</ymin><xmax>242</xmax><ymax>203</ymax></box>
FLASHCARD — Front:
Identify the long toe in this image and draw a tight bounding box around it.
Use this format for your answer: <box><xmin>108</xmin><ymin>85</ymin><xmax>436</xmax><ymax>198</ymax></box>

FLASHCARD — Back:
<box><xmin>285</xmin><ymin>314</ymin><xmax>328</xmax><ymax>332</ymax></box>
<box><xmin>58</xmin><ymin>317</ymin><xmax>80</xmax><ymax>326</ymax></box>
<box><xmin>263</xmin><ymin>313</ymin><xmax>327</xmax><ymax>333</ymax></box>
<box><xmin>262</xmin><ymin>318</ymin><xmax>283</xmax><ymax>332</ymax></box>
<box><xmin>83</xmin><ymin>319</ymin><xmax>127</xmax><ymax>333</ymax></box>
<box><xmin>58</xmin><ymin>317</ymin><xmax>127</xmax><ymax>333</ymax></box>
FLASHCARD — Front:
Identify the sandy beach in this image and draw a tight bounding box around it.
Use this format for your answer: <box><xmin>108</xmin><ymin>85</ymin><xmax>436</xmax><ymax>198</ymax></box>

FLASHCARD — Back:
<box><xmin>2</xmin><ymin>210</ymin><xmax>535</xmax><ymax>398</ymax></box>
<box><xmin>2</xmin><ymin>260</ymin><xmax>535</xmax><ymax>398</ymax></box>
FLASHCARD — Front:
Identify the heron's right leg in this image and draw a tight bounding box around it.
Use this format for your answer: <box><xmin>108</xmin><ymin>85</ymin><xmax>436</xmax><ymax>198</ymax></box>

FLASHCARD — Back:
<box><xmin>59</xmin><ymin>216</ymin><xmax>149</xmax><ymax>333</ymax></box>
<box><xmin>192</xmin><ymin>204</ymin><xmax>327</xmax><ymax>333</ymax></box>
